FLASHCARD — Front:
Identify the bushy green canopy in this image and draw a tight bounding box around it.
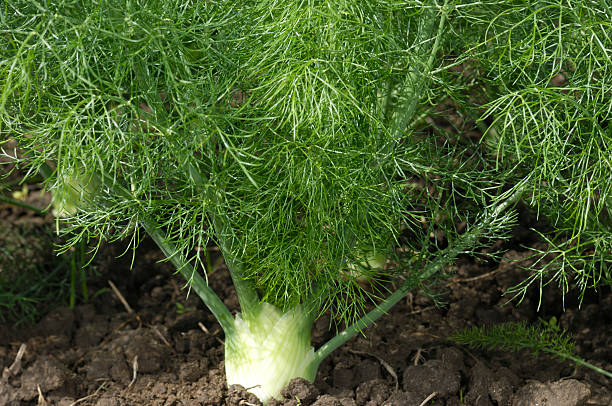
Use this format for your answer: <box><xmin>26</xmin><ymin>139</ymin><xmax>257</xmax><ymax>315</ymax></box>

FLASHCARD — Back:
<box><xmin>1</xmin><ymin>0</ymin><xmax>611</xmax><ymax>319</ymax></box>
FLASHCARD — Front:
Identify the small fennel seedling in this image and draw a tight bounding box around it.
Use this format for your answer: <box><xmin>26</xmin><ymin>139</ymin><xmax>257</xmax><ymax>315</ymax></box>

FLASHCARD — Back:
<box><xmin>451</xmin><ymin>320</ymin><xmax>612</xmax><ymax>379</ymax></box>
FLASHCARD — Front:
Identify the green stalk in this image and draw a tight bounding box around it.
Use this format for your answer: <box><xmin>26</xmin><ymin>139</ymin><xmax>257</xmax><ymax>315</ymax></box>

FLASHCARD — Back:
<box><xmin>133</xmin><ymin>67</ymin><xmax>260</xmax><ymax>317</ymax></box>
<box><xmin>79</xmin><ymin>240</ymin><xmax>89</xmax><ymax>303</ymax></box>
<box><xmin>213</xmin><ymin>220</ymin><xmax>261</xmax><ymax>318</ymax></box>
<box><xmin>144</xmin><ymin>222</ymin><xmax>236</xmax><ymax>334</ymax></box>
<box><xmin>184</xmin><ymin>162</ymin><xmax>260</xmax><ymax>317</ymax></box>
<box><xmin>128</xmin><ymin>68</ymin><xmax>246</xmax><ymax>319</ymax></box>
<box><xmin>390</xmin><ymin>0</ymin><xmax>449</xmax><ymax>139</ymax></box>
<box><xmin>551</xmin><ymin>352</ymin><xmax>612</xmax><ymax>379</ymax></box>
<box><xmin>313</xmin><ymin>183</ymin><xmax>527</xmax><ymax>365</ymax></box>
<box><xmin>70</xmin><ymin>251</ymin><xmax>77</xmax><ymax>308</ymax></box>
<box><xmin>0</xmin><ymin>195</ymin><xmax>44</xmax><ymax>215</ymax></box>
<box><xmin>69</xmin><ymin>239</ymin><xmax>87</xmax><ymax>307</ymax></box>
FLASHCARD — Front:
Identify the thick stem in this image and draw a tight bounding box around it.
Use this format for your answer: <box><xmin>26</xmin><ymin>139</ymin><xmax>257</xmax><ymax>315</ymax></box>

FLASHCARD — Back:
<box><xmin>225</xmin><ymin>303</ymin><xmax>317</xmax><ymax>404</ymax></box>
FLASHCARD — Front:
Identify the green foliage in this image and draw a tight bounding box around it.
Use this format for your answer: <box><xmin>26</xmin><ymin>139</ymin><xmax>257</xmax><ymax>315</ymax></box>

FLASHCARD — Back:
<box><xmin>1</xmin><ymin>0</ymin><xmax>453</xmax><ymax>324</ymax></box>
<box><xmin>1</xmin><ymin>0</ymin><xmax>611</xmax><ymax>382</ymax></box>
<box><xmin>451</xmin><ymin>319</ymin><xmax>576</xmax><ymax>358</ymax></box>
<box><xmin>450</xmin><ymin>318</ymin><xmax>612</xmax><ymax>378</ymax></box>
<box><xmin>0</xmin><ymin>221</ymin><xmax>71</xmax><ymax>325</ymax></box>
<box><xmin>435</xmin><ymin>0</ymin><xmax>612</xmax><ymax>299</ymax></box>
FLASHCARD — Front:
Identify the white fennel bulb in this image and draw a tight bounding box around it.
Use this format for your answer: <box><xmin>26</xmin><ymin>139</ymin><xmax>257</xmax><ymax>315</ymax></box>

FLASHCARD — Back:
<box><xmin>345</xmin><ymin>249</ymin><xmax>387</xmax><ymax>282</ymax></box>
<box><xmin>52</xmin><ymin>169</ymin><xmax>101</xmax><ymax>218</ymax></box>
<box><xmin>224</xmin><ymin>302</ymin><xmax>317</xmax><ymax>404</ymax></box>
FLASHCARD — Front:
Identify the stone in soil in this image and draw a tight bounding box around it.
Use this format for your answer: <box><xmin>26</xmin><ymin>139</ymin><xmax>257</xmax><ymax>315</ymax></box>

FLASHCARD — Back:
<box><xmin>19</xmin><ymin>355</ymin><xmax>73</xmax><ymax>401</ymax></box>
<box><xmin>465</xmin><ymin>362</ymin><xmax>518</xmax><ymax>406</ymax></box>
<box><xmin>402</xmin><ymin>359</ymin><xmax>460</xmax><ymax>399</ymax></box>
<box><xmin>355</xmin><ymin>379</ymin><xmax>391</xmax><ymax>405</ymax></box>
<box><xmin>281</xmin><ymin>377</ymin><xmax>321</xmax><ymax>403</ymax></box>
<box><xmin>512</xmin><ymin>379</ymin><xmax>591</xmax><ymax>406</ymax></box>
<box><xmin>227</xmin><ymin>384</ymin><xmax>263</xmax><ymax>406</ymax></box>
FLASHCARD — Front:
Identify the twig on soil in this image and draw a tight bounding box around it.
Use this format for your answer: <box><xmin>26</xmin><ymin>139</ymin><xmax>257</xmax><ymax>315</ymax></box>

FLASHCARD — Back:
<box><xmin>2</xmin><ymin>343</ymin><xmax>26</xmax><ymax>379</ymax></box>
<box><xmin>405</xmin><ymin>292</ymin><xmax>414</xmax><ymax>311</ymax></box>
<box><xmin>410</xmin><ymin>332</ymin><xmax>441</xmax><ymax>340</ymax></box>
<box><xmin>113</xmin><ymin>314</ymin><xmax>143</xmax><ymax>332</ymax></box>
<box><xmin>198</xmin><ymin>321</ymin><xmax>210</xmax><ymax>334</ymax></box>
<box><xmin>128</xmin><ymin>355</ymin><xmax>138</xmax><ymax>389</ymax></box>
<box><xmin>107</xmin><ymin>280</ymin><xmax>142</xmax><ymax>329</ymax></box>
<box><xmin>152</xmin><ymin>326</ymin><xmax>175</xmax><ymax>353</ymax></box>
<box><xmin>69</xmin><ymin>381</ymin><xmax>108</xmax><ymax>406</ymax></box>
<box><xmin>36</xmin><ymin>385</ymin><xmax>48</xmax><ymax>406</ymax></box>
<box><xmin>413</xmin><ymin>348</ymin><xmax>425</xmax><ymax>365</ymax></box>
<box><xmin>448</xmin><ymin>268</ymin><xmax>503</xmax><ymax>283</ymax></box>
<box><xmin>108</xmin><ymin>280</ymin><xmax>134</xmax><ymax>313</ymax></box>
<box><xmin>408</xmin><ymin>306</ymin><xmax>436</xmax><ymax>315</ymax></box>
<box><xmin>198</xmin><ymin>322</ymin><xmax>224</xmax><ymax>345</ymax></box>
<box><xmin>347</xmin><ymin>349</ymin><xmax>399</xmax><ymax>391</ymax></box>
<box><xmin>418</xmin><ymin>392</ymin><xmax>437</xmax><ymax>406</ymax></box>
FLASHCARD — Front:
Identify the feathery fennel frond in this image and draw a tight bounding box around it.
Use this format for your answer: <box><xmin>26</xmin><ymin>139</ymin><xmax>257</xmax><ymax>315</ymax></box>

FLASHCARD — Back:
<box><xmin>425</xmin><ymin>0</ymin><xmax>612</xmax><ymax>299</ymax></box>
<box><xmin>451</xmin><ymin>319</ymin><xmax>612</xmax><ymax>378</ymax></box>
<box><xmin>451</xmin><ymin>320</ymin><xmax>576</xmax><ymax>358</ymax></box>
<box><xmin>0</xmin><ymin>0</ymin><xmax>442</xmax><ymax>322</ymax></box>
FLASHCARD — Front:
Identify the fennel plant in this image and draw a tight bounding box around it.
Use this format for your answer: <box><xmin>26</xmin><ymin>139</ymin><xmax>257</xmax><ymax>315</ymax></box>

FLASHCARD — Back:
<box><xmin>1</xmin><ymin>0</ymin><xmax>611</xmax><ymax>402</ymax></box>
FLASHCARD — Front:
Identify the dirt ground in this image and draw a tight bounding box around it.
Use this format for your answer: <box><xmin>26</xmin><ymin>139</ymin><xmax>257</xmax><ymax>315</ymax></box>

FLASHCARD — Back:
<box><xmin>0</xmin><ymin>189</ymin><xmax>611</xmax><ymax>406</ymax></box>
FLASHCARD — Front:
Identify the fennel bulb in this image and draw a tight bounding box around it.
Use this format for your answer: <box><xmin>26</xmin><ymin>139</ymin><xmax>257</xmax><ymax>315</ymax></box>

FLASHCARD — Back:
<box><xmin>345</xmin><ymin>249</ymin><xmax>387</xmax><ymax>282</ymax></box>
<box><xmin>224</xmin><ymin>303</ymin><xmax>317</xmax><ymax>404</ymax></box>
<box><xmin>52</xmin><ymin>169</ymin><xmax>101</xmax><ymax>218</ymax></box>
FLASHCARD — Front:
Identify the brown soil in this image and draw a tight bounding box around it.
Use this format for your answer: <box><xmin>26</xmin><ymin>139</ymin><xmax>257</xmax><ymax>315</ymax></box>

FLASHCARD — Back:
<box><xmin>1</xmin><ymin>195</ymin><xmax>611</xmax><ymax>406</ymax></box>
